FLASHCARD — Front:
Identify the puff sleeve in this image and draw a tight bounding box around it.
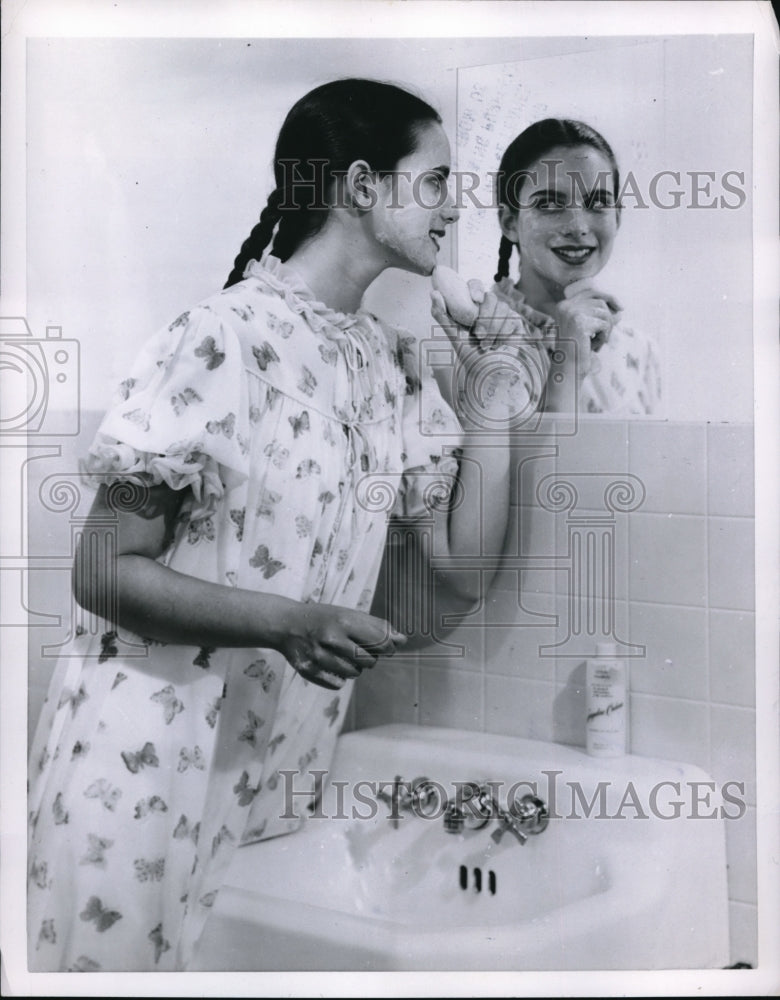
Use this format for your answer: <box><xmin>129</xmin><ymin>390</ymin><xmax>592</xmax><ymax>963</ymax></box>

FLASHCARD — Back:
<box><xmin>83</xmin><ymin>306</ymin><xmax>251</xmax><ymax>518</ymax></box>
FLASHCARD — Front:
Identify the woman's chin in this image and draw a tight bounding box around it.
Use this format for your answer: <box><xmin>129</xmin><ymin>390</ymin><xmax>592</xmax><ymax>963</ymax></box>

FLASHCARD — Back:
<box><xmin>556</xmin><ymin>263</ymin><xmax>601</xmax><ymax>290</ymax></box>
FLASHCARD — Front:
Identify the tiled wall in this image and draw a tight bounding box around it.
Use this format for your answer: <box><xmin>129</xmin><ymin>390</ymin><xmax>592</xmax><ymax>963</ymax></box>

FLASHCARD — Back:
<box><xmin>25</xmin><ymin>415</ymin><xmax>757</xmax><ymax>967</ymax></box>
<box><xmin>351</xmin><ymin>417</ymin><xmax>757</xmax><ymax>967</ymax></box>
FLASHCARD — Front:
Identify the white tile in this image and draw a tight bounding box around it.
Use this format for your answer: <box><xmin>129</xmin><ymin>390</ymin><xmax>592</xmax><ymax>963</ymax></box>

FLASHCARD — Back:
<box><xmin>353</xmin><ymin>660</ymin><xmax>418</xmax><ymax>729</ymax></box>
<box><xmin>708</xmin><ymin>424</ymin><xmax>755</xmax><ymax>517</ymax></box>
<box><xmin>485</xmin><ymin>675</ymin><xmax>555</xmax><ymax>741</ymax></box>
<box><xmin>536</xmin><ymin>423</ymin><xmax>633</xmax><ymax>546</ymax></box>
<box><xmin>710</xmin><ymin>705</ymin><xmax>756</xmax><ymax>806</ymax></box>
<box><xmin>555</xmin><ymin>419</ymin><xmax>629</xmax><ymax>477</ymax></box>
<box><xmin>555</xmin><ymin>511</ymin><xmax>631</xmax><ymax>608</ymax></box>
<box><xmin>548</xmin><ymin>593</ymin><xmax>631</xmax><ymax>673</ymax></box>
<box><xmin>419</xmin><ymin>665</ymin><xmax>483</xmax><ymax>730</ymax></box>
<box><xmin>724</xmin><ymin>805</ymin><xmax>757</xmax><ymax>905</ymax></box>
<box><xmin>628</xmin><ymin>602</ymin><xmax>709</xmax><ymax>700</ymax></box>
<box><xmin>708</xmin><ymin>517</ymin><xmax>755</xmax><ymax>611</ymax></box>
<box><xmin>629</xmin><ymin>422</ymin><xmax>707</xmax><ymax>514</ymax></box>
<box><xmin>629</xmin><ymin>692</ymin><xmax>710</xmax><ymax>769</ymax></box>
<box><xmin>484</xmin><ymin>583</ymin><xmax>558</xmax><ymax>680</ymax></box>
<box><xmin>411</xmin><ymin>612</ymin><xmax>485</xmax><ymax>672</ymax></box>
<box><xmin>629</xmin><ymin>513</ymin><xmax>707</xmax><ymax>606</ymax></box>
<box><xmin>709</xmin><ymin>610</ymin><xmax>756</xmax><ymax>707</ymax></box>
<box><xmin>727</xmin><ymin>901</ymin><xmax>757</xmax><ymax>968</ymax></box>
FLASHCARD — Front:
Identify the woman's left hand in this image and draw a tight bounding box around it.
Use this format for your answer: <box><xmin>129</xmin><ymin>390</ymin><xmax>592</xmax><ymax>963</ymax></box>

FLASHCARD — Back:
<box><xmin>431</xmin><ymin>285</ymin><xmax>552</xmax><ymax>356</ymax></box>
<box><xmin>431</xmin><ymin>286</ymin><xmax>553</xmax><ymax>426</ymax></box>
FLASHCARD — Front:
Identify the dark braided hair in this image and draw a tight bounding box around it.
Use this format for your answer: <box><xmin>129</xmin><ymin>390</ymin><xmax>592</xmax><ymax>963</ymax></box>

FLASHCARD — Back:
<box><xmin>495</xmin><ymin>235</ymin><xmax>514</xmax><ymax>285</ymax></box>
<box><xmin>494</xmin><ymin>118</ymin><xmax>620</xmax><ymax>283</ymax></box>
<box><xmin>224</xmin><ymin>78</ymin><xmax>442</xmax><ymax>289</ymax></box>
<box><xmin>224</xmin><ymin>189</ymin><xmax>283</xmax><ymax>290</ymax></box>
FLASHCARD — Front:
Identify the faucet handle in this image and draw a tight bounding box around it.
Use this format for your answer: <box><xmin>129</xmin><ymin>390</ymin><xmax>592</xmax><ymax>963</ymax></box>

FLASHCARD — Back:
<box><xmin>410</xmin><ymin>776</ymin><xmax>443</xmax><ymax>818</ymax></box>
<box><xmin>443</xmin><ymin>801</ymin><xmax>465</xmax><ymax>835</ymax></box>
<box><xmin>490</xmin><ymin>795</ymin><xmax>549</xmax><ymax>845</ymax></box>
<box><xmin>511</xmin><ymin>794</ymin><xmax>549</xmax><ymax>835</ymax></box>
<box><xmin>376</xmin><ymin>774</ymin><xmax>412</xmax><ymax>828</ymax></box>
<box><xmin>376</xmin><ymin>774</ymin><xmax>402</xmax><ymax>808</ymax></box>
<box><xmin>445</xmin><ymin>782</ymin><xmax>500</xmax><ymax>835</ymax></box>
<box><xmin>490</xmin><ymin>809</ymin><xmax>529</xmax><ymax>845</ymax></box>
<box><xmin>460</xmin><ymin>781</ymin><xmax>494</xmax><ymax>831</ymax></box>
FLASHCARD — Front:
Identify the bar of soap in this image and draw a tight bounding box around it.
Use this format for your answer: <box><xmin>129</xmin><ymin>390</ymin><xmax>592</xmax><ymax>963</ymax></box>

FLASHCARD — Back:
<box><xmin>432</xmin><ymin>265</ymin><xmax>479</xmax><ymax>327</ymax></box>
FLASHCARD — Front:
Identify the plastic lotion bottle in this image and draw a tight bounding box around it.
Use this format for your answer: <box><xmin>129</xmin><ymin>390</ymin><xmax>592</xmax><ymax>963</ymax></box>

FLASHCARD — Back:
<box><xmin>586</xmin><ymin>642</ymin><xmax>627</xmax><ymax>757</ymax></box>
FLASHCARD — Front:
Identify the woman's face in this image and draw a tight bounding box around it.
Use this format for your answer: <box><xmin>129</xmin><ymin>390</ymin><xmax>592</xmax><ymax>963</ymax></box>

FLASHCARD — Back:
<box><xmin>501</xmin><ymin>144</ymin><xmax>619</xmax><ymax>303</ymax></box>
<box><xmin>369</xmin><ymin>122</ymin><xmax>460</xmax><ymax>276</ymax></box>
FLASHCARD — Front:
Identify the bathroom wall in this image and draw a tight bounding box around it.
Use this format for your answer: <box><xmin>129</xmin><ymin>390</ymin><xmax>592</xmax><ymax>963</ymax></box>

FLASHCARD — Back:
<box><xmin>350</xmin><ymin>416</ymin><xmax>757</xmax><ymax>968</ymax></box>
<box><xmin>23</xmin><ymin>35</ymin><xmax>752</xmax><ymax>424</ymax></box>
<box><xmin>17</xmin><ymin>30</ymin><xmax>760</xmax><ymax>975</ymax></box>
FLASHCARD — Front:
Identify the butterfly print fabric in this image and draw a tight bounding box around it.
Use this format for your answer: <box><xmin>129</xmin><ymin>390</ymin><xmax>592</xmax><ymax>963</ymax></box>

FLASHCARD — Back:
<box><xmin>492</xmin><ymin>279</ymin><xmax>662</xmax><ymax>416</ymax></box>
<box><xmin>27</xmin><ymin>254</ymin><xmax>462</xmax><ymax>971</ymax></box>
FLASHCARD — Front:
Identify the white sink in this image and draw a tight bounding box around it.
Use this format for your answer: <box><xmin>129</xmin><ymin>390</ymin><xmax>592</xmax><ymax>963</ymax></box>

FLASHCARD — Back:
<box><xmin>193</xmin><ymin>724</ymin><xmax>730</xmax><ymax>971</ymax></box>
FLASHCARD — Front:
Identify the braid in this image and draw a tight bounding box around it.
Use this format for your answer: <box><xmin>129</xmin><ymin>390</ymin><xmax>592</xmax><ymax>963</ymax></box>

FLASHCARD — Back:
<box><xmin>495</xmin><ymin>119</ymin><xmax>621</xmax><ymax>283</ymax></box>
<box><xmin>224</xmin><ymin>80</ymin><xmax>442</xmax><ymax>281</ymax></box>
<box><xmin>223</xmin><ymin>189</ymin><xmax>282</xmax><ymax>289</ymax></box>
<box><xmin>494</xmin><ymin>236</ymin><xmax>514</xmax><ymax>284</ymax></box>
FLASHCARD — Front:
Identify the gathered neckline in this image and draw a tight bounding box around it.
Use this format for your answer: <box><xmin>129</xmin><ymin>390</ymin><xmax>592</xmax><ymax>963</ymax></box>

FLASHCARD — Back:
<box><xmin>243</xmin><ymin>254</ymin><xmax>378</xmax><ymax>341</ymax></box>
<box><xmin>493</xmin><ymin>277</ymin><xmax>558</xmax><ymax>332</ymax></box>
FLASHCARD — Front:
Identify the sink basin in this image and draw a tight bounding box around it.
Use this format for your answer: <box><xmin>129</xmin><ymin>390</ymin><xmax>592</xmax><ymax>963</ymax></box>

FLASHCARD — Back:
<box><xmin>193</xmin><ymin>724</ymin><xmax>730</xmax><ymax>971</ymax></box>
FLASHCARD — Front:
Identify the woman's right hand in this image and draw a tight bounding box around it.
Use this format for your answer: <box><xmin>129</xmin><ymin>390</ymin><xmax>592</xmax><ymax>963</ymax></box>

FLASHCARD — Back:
<box><xmin>551</xmin><ymin>281</ymin><xmax>622</xmax><ymax>362</ymax></box>
<box><xmin>545</xmin><ymin>280</ymin><xmax>622</xmax><ymax>392</ymax></box>
<box><xmin>277</xmin><ymin>602</ymin><xmax>406</xmax><ymax>690</ymax></box>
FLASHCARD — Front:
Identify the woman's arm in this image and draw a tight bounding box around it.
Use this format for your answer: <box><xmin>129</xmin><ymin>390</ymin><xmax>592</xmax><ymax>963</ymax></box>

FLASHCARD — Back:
<box><xmin>372</xmin><ymin>291</ymin><xmax>547</xmax><ymax>641</ymax></box>
<box><xmin>542</xmin><ymin>280</ymin><xmax>622</xmax><ymax>412</ymax></box>
<box><xmin>429</xmin><ymin>289</ymin><xmax>549</xmax><ymax>599</ymax></box>
<box><xmin>370</xmin><ymin>443</ymin><xmax>509</xmax><ymax>645</ymax></box>
<box><xmin>74</xmin><ymin>483</ymin><xmax>403</xmax><ymax>688</ymax></box>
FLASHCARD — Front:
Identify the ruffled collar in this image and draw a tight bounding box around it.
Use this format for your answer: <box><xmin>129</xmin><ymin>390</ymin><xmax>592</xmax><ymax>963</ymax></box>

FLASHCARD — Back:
<box><xmin>243</xmin><ymin>253</ymin><xmax>378</xmax><ymax>342</ymax></box>
<box><xmin>492</xmin><ymin>278</ymin><xmax>558</xmax><ymax>332</ymax></box>
<box><xmin>493</xmin><ymin>276</ymin><xmax>523</xmax><ymax>303</ymax></box>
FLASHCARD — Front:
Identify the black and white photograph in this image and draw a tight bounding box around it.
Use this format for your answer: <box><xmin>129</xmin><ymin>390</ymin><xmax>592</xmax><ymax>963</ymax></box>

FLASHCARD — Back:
<box><xmin>1</xmin><ymin>1</ymin><xmax>778</xmax><ymax>996</ymax></box>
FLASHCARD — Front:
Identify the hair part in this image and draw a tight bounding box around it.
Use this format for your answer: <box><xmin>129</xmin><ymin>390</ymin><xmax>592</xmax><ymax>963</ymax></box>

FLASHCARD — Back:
<box><xmin>494</xmin><ymin>118</ymin><xmax>620</xmax><ymax>283</ymax></box>
<box><xmin>224</xmin><ymin>78</ymin><xmax>442</xmax><ymax>288</ymax></box>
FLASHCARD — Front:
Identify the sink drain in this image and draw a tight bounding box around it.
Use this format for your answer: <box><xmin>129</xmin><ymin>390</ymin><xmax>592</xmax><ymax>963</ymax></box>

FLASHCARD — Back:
<box><xmin>459</xmin><ymin>864</ymin><xmax>496</xmax><ymax>895</ymax></box>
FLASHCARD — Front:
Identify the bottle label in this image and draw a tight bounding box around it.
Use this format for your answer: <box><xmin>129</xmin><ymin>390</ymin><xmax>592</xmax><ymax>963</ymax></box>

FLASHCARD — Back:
<box><xmin>586</xmin><ymin>658</ymin><xmax>626</xmax><ymax>755</ymax></box>
<box><xmin>586</xmin><ymin>700</ymin><xmax>624</xmax><ymax>725</ymax></box>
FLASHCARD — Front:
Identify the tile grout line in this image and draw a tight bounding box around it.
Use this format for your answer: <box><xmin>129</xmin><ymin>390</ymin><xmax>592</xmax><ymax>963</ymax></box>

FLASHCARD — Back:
<box><xmin>704</xmin><ymin>426</ymin><xmax>713</xmax><ymax>774</ymax></box>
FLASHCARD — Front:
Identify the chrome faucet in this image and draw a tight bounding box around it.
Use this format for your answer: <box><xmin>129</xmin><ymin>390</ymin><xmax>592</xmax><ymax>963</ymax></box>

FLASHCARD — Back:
<box><xmin>376</xmin><ymin>774</ymin><xmax>411</xmax><ymax>828</ymax></box>
<box><xmin>377</xmin><ymin>775</ymin><xmax>442</xmax><ymax>827</ymax></box>
<box><xmin>491</xmin><ymin>793</ymin><xmax>549</xmax><ymax>845</ymax></box>
<box><xmin>443</xmin><ymin>781</ymin><xmax>495</xmax><ymax>835</ymax></box>
<box><xmin>441</xmin><ymin>782</ymin><xmax>549</xmax><ymax>845</ymax></box>
<box><xmin>376</xmin><ymin>776</ymin><xmax>549</xmax><ymax>843</ymax></box>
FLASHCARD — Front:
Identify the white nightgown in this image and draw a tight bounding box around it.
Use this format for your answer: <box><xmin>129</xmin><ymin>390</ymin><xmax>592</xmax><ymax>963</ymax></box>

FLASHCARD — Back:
<box><xmin>493</xmin><ymin>278</ymin><xmax>662</xmax><ymax>416</ymax></box>
<box><xmin>27</xmin><ymin>254</ymin><xmax>462</xmax><ymax>971</ymax></box>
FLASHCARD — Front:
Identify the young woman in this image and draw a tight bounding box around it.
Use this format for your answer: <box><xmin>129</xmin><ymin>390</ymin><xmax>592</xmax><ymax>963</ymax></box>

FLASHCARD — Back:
<box><xmin>27</xmin><ymin>78</ymin><xmax>548</xmax><ymax>971</ymax></box>
<box><xmin>494</xmin><ymin>118</ymin><xmax>661</xmax><ymax>415</ymax></box>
